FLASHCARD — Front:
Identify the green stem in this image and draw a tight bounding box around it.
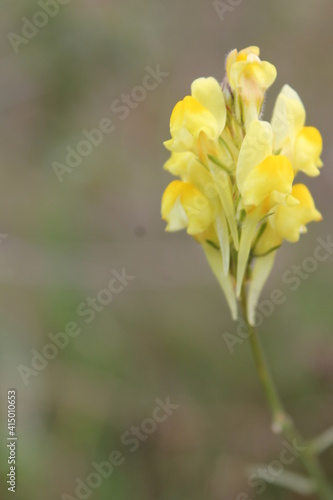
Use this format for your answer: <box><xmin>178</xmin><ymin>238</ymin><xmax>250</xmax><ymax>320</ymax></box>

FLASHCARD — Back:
<box><xmin>240</xmin><ymin>287</ymin><xmax>333</xmax><ymax>500</ymax></box>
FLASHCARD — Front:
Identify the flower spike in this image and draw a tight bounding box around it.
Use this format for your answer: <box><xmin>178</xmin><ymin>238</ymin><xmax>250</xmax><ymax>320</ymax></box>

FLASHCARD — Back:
<box><xmin>161</xmin><ymin>47</ymin><xmax>322</xmax><ymax>322</ymax></box>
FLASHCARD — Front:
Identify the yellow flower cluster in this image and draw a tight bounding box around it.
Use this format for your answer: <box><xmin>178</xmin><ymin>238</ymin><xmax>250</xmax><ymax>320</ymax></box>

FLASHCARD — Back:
<box><xmin>161</xmin><ymin>46</ymin><xmax>322</xmax><ymax>324</ymax></box>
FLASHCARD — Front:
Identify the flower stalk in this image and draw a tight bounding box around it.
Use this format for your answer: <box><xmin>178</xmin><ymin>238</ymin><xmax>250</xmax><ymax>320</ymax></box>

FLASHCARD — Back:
<box><xmin>240</xmin><ymin>286</ymin><xmax>333</xmax><ymax>499</ymax></box>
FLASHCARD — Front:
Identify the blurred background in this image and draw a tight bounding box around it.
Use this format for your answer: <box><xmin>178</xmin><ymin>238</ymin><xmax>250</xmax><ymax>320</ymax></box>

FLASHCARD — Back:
<box><xmin>0</xmin><ymin>0</ymin><xmax>333</xmax><ymax>498</ymax></box>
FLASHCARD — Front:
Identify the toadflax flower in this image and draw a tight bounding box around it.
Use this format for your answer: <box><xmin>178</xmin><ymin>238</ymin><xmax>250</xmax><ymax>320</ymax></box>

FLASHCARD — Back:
<box><xmin>225</xmin><ymin>46</ymin><xmax>277</xmax><ymax>128</ymax></box>
<box><xmin>161</xmin><ymin>46</ymin><xmax>322</xmax><ymax>325</ymax></box>
<box><xmin>271</xmin><ymin>84</ymin><xmax>323</xmax><ymax>176</ymax></box>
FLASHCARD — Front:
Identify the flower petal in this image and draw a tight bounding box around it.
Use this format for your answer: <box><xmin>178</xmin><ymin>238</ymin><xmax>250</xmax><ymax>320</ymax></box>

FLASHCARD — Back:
<box><xmin>163</xmin><ymin>151</ymin><xmax>195</xmax><ymax>179</ymax></box>
<box><xmin>254</xmin><ymin>223</ymin><xmax>283</xmax><ymax>256</ymax></box>
<box><xmin>187</xmin><ymin>157</ymin><xmax>215</xmax><ymax>196</ymax></box>
<box><xmin>229</xmin><ymin>60</ymin><xmax>276</xmax><ymax>105</ymax></box>
<box><xmin>165</xmin><ymin>93</ymin><xmax>224</xmax><ymax>152</ymax></box>
<box><xmin>271</xmin><ymin>84</ymin><xmax>305</xmax><ymax>150</ymax></box>
<box><xmin>239</xmin><ymin>46</ymin><xmax>260</xmax><ymax>57</ymax></box>
<box><xmin>163</xmin><ymin>126</ymin><xmax>194</xmax><ymax>152</ymax></box>
<box><xmin>294</xmin><ymin>126</ymin><xmax>323</xmax><ymax>176</ymax></box>
<box><xmin>161</xmin><ymin>181</ymin><xmax>189</xmax><ymax>231</ymax></box>
<box><xmin>161</xmin><ymin>180</ymin><xmax>216</xmax><ymax>235</ymax></box>
<box><xmin>241</xmin><ymin>154</ymin><xmax>294</xmax><ymax>207</ymax></box>
<box><xmin>191</xmin><ymin>77</ymin><xmax>226</xmax><ymax>135</ymax></box>
<box><xmin>237</xmin><ymin>120</ymin><xmax>273</xmax><ymax>195</ymax></box>
<box><xmin>226</xmin><ymin>47</ymin><xmax>260</xmax><ymax>82</ymax></box>
<box><xmin>273</xmin><ymin>184</ymin><xmax>322</xmax><ymax>242</ymax></box>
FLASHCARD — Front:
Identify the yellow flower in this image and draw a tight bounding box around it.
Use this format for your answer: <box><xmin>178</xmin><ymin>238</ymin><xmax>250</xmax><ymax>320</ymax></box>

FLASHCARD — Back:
<box><xmin>163</xmin><ymin>151</ymin><xmax>195</xmax><ymax>180</ymax></box>
<box><xmin>164</xmin><ymin>77</ymin><xmax>226</xmax><ymax>154</ymax></box>
<box><xmin>161</xmin><ymin>156</ymin><xmax>221</xmax><ymax>234</ymax></box>
<box><xmin>254</xmin><ymin>184</ymin><xmax>322</xmax><ymax>256</ymax></box>
<box><xmin>235</xmin><ymin>120</ymin><xmax>295</xmax><ymax>296</ymax></box>
<box><xmin>271</xmin><ymin>85</ymin><xmax>323</xmax><ymax>176</ymax></box>
<box><xmin>162</xmin><ymin>77</ymin><xmax>240</xmax><ymax>273</ymax></box>
<box><xmin>226</xmin><ymin>46</ymin><xmax>277</xmax><ymax>127</ymax></box>
<box><xmin>161</xmin><ymin>179</ymin><xmax>216</xmax><ymax>234</ymax></box>
<box><xmin>272</xmin><ymin>183</ymin><xmax>322</xmax><ymax>242</ymax></box>
<box><xmin>246</xmin><ymin>184</ymin><xmax>322</xmax><ymax>325</ymax></box>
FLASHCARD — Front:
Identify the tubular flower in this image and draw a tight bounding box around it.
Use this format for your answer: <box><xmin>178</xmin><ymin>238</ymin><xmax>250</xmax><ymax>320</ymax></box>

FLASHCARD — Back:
<box><xmin>235</xmin><ymin>119</ymin><xmax>297</xmax><ymax>296</ymax></box>
<box><xmin>163</xmin><ymin>77</ymin><xmax>227</xmax><ymax>155</ymax></box>
<box><xmin>161</xmin><ymin>47</ymin><xmax>323</xmax><ymax>324</ymax></box>
<box><xmin>225</xmin><ymin>46</ymin><xmax>277</xmax><ymax>128</ymax></box>
<box><xmin>265</xmin><ymin>184</ymin><xmax>322</xmax><ymax>245</ymax></box>
<box><xmin>271</xmin><ymin>85</ymin><xmax>323</xmax><ymax>176</ymax></box>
